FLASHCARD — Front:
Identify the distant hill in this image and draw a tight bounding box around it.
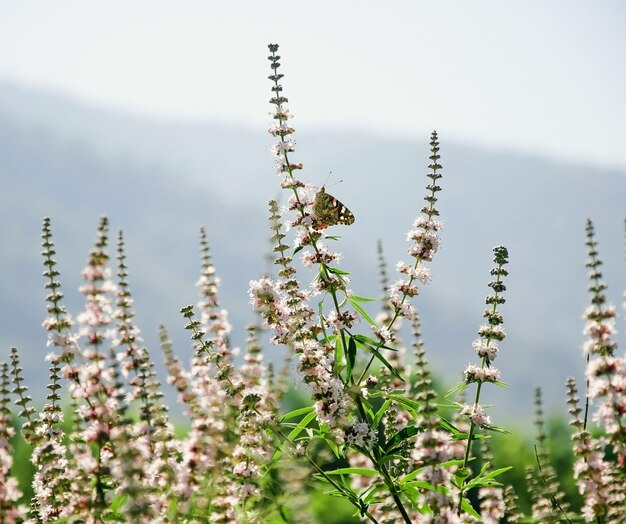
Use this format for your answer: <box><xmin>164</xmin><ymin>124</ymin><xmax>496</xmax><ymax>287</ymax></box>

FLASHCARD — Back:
<box><xmin>1</xmin><ymin>81</ymin><xmax>624</xmax><ymax>423</ymax></box>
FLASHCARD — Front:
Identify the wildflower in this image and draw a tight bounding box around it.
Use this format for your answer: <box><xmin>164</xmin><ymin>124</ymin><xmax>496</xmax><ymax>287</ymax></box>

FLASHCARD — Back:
<box><xmin>567</xmin><ymin>378</ymin><xmax>612</xmax><ymax>521</ymax></box>
<box><xmin>457</xmin><ymin>245</ymin><xmax>509</xmax><ymax>511</ymax></box>
<box><xmin>232</xmin><ymin>326</ymin><xmax>272</xmax><ymax>511</ymax></box>
<box><xmin>345</xmin><ymin>422</ymin><xmax>377</xmax><ymax>450</ymax></box>
<box><xmin>372</xmin><ymin>325</ymin><xmax>395</xmax><ymax>345</ymax></box>
<box><xmin>396</xmin><ymin>261</ymin><xmax>432</xmax><ymax>284</ymax></box>
<box><xmin>460</xmin><ymin>403</ymin><xmax>492</xmax><ymax>428</ymax></box>
<box><xmin>582</xmin><ymin>220</ymin><xmax>626</xmax><ymax>457</ymax></box>
<box><xmin>254</xmin><ymin>201</ymin><xmax>348</xmax><ymax>431</ymax></box>
<box><xmin>326</xmin><ymin>310</ymin><xmax>358</xmax><ymax>331</ymax></box>
<box><xmin>365</xmin><ymin>375</ymin><xmax>378</xmax><ymax>388</ymax></box>
<box><xmin>0</xmin><ymin>362</ymin><xmax>29</xmax><ymax>522</ymax></box>
<box><xmin>464</xmin><ymin>363</ymin><xmax>501</xmax><ymax>383</ymax></box>
<box><xmin>479</xmin><ymin>487</ymin><xmax>506</xmax><ymax>524</ymax></box>
<box><xmin>196</xmin><ymin>228</ymin><xmax>234</xmax><ymax>362</ymax></box>
<box><xmin>405</xmin><ymin>228</ymin><xmax>441</xmax><ymax>260</ymax></box>
<box><xmin>300</xmin><ymin>246</ymin><xmax>341</xmax><ymax>267</ymax></box>
<box><xmin>477</xmin><ymin>324</ymin><xmax>506</xmax><ymax>341</ymax></box>
<box><xmin>472</xmin><ymin>338</ymin><xmax>499</xmax><ymax>361</ymax></box>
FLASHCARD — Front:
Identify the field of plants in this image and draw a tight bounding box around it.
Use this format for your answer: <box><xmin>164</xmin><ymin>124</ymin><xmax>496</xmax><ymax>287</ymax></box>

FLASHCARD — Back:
<box><xmin>1</xmin><ymin>44</ymin><xmax>624</xmax><ymax>523</ymax></box>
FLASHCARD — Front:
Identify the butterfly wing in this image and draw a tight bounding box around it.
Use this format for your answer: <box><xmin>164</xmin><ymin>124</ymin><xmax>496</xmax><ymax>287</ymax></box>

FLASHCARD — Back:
<box><xmin>313</xmin><ymin>187</ymin><xmax>355</xmax><ymax>228</ymax></box>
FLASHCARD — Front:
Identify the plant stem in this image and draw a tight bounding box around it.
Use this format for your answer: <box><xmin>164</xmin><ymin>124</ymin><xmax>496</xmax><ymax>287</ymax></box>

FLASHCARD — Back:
<box><xmin>378</xmin><ymin>461</ymin><xmax>412</xmax><ymax>524</ymax></box>
<box><xmin>274</xmin><ymin>427</ymin><xmax>380</xmax><ymax>524</ymax></box>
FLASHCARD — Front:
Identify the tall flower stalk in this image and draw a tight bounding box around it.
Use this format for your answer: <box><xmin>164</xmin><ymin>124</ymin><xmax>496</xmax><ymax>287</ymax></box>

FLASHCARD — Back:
<box><xmin>530</xmin><ymin>387</ymin><xmax>570</xmax><ymax>522</ymax></box>
<box><xmin>582</xmin><ymin>220</ymin><xmax>626</xmax><ymax>456</ymax></box>
<box><xmin>73</xmin><ymin>216</ymin><xmax>119</xmax><ymax>518</ymax></box>
<box><xmin>0</xmin><ymin>360</ymin><xmax>27</xmax><ymax>522</ymax></box>
<box><xmin>456</xmin><ymin>245</ymin><xmax>509</xmax><ymax>513</ymax></box>
<box><xmin>257</xmin><ymin>44</ymin><xmax>452</xmax><ymax>524</ymax></box>
<box><xmin>567</xmin><ymin>378</ymin><xmax>612</xmax><ymax>522</ymax></box>
<box><xmin>39</xmin><ymin>218</ymin><xmax>87</xmax><ymax>518</ymax></box>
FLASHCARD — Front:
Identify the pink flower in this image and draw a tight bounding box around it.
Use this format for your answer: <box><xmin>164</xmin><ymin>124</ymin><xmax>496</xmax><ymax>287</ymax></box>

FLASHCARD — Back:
<box><xmin>460</xmin><ymin>403</ymin><xmax>492</xmax><ymax>428</ymax></box>
<box><xmin>472</xmin><ymin>338</ymin><xmax>499</xmax><ymax>361</ymax></box>
<box><xmin>464</xmin><ymin>364</ymin><xmax>501</xmax><ymax>383</ymax></box>
<box><xmin>345</xmin><ymin>422</ymin><xmax>377</xmax><ymax>449</ymax></box>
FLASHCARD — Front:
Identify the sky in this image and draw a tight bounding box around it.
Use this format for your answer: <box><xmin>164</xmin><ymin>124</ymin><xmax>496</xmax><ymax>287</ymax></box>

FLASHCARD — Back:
<box><xmin>0</xmin><ymin>1</ymin><xmax>624</xmax><ymax>170</ymax></box>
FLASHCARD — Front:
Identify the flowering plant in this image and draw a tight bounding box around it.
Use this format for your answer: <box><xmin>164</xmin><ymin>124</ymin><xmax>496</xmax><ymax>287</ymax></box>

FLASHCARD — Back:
<box><xmin>0</xmin><ymin>44</ymin><xmax>624</xmax><ymax>524</ymax></box>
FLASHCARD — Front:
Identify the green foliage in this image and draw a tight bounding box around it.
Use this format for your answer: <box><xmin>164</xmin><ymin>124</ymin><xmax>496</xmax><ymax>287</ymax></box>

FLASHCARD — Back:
<box><xmin>7</xmin><ymin>409</ymin><xmax>581</xmax><ymax>524</ymax></box>
<box><xmin>489</xmin><ymin>415</ymin><xmax>582</xmax><ymax>514</ymax></box>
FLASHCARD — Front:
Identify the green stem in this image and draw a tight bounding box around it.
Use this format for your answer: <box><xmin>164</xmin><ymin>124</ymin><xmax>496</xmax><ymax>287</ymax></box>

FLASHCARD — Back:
<box><xmin>533</xmin><ymin>445</ymin><xmax>574</xmax><ymax>524</ymax></box>
<box><xmin>378</xmin><ymin>461</ymin><xmax>412</xmax><ymax>524</ymax></box>
<box><xmin>457</xmin><ymin>265</ymin><xmax>503</xmax><ymax>515</ymax></box>
<box><xmin>268</xmin><ymin>50</ymin><xmax>420</xmax><ymax>523</ymax></box>
<box><xmin>95</xmin><ymin>443</ymin><xmax>106</xmax><ymax>514</ymax></box>
<box><xmin>274</xmin><ymin>427</ymin><xmax>380</xmax><ymax>524</ymax></box>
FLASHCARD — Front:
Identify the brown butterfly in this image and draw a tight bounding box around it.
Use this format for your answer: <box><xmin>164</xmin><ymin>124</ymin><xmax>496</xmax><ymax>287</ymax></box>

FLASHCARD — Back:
<box><xmin>312</xmin><ymin>186</ymin><xmax>355</xmax><ymax>229</ymax></box>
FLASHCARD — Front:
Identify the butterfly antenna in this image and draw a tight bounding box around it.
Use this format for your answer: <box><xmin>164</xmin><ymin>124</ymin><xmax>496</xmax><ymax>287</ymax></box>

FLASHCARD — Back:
<box><xmin>326</xmin><ymin>172</ymin><xmax>344</xmax><ymax>189</ymax></box>
<box><xmin>321</xmin><ymin>171</ymin><xmax>333</xmax><ymax>189</ymax></box>
<box><xmin>320</xmin><ymin>171</ymin><xmax>343</xmax><ymax>189</ymax></box>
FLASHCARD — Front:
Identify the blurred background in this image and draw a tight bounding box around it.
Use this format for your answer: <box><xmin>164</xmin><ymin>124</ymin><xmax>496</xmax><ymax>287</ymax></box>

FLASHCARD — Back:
<box><xmin>0</xmin><ymin>1</ymin><xmax>625</xmax><ymax>431</ymax></box>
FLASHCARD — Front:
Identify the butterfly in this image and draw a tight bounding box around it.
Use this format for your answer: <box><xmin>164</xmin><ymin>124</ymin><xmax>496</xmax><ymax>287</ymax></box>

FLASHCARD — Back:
<box><xmin>312</xmin><ymin>186</ymin><xmax>355</xmax><ymax>229</ymax></box>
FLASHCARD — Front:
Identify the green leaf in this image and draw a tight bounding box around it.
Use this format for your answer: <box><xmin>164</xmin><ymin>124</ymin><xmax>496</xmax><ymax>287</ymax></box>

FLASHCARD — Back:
<box><xmin>326</xmin><ymin>266</ymin><xmax>351</xmax><ymax>275</ymax></box>
<box><xmin>272</xmin><ymin>411</ymin><xmax>316</xmax><ymax>461</ymax></box>
<box><xmin>387</xmin><ymin>394</ymin><xmax>420</xmax><ymax>413</ymax></box>
<box><xmin>109</xmin><ymin>494</ymin><xmax>128</xmax><ymax>514</ymax></box>
<box><xmin>345</xmin><ymin>336</ymin><xmax>357</xmax><ymax>382</ymax></box>
<box><xmin>323</xmin><ymin>437</ymin><xmax>340</xmax><ymax>458</ymax></box>
<box><xmin>384</xmin><ymin>425</ymin><xmax>420</xmax><ymax>451</ymax></box>
<box><xmin>481</xmin><ymin>466</ymin><xmax>513</xmax><ymax>480</ymax></box>
<box><xmin>438</xmin><ymin>417</ymin><xmax>463</xmax><ymax>435</ymax></box>
<box><xmin>353</xmin><ymin>339</ymin><xmax>403</xmax><ymax>381</ymax></box>
<box><xmin>334</xmin><ymin>337</ymin><xmax>344</xmax><ymax>378</ymax></box>
<box><xmin>279</xmin><ymin>406</ymin><xmax>315</xmax><ymax>422</ymax></box>
<box><xmin>464</xmin><ymin>478</ymin><xmax>504</xmax><ymax>491</ymax></box>
<box><xmin>484</xmin><ymin>424</ymin><xmax>510</xmax><ymax>435</ymax></box>
<box><xmin>361</xmin><ymin>400</ymin><xmax>375</xmax><ymax>425</ymax></box>
<box><xmin>378</xmin><ymin>453</ymin><xmax>405</xmax><ymax>465</ymax></box>
<box><xmin>362</xmin><ymin>485</ymin><xmax>381</xmax><ymax>504</ymax></box>
<box><xmin>463</xmin><ymin>466</ymin><xmax>513</xmax><ymax>490</ymax></box>
<box><xmin>352</xmin><ymin>333</ymin><xmax>396</xmax><ymax>352</ymax></box>
<box><xmin>455</xmin><ymin>467</ymin><xmax>471</xmax><ymax>481</ymax></box>
<box><xmin>444</xmin><ymin>382</ymin><xmax>468</xmax><ymax>398</ymax></box>
<box><xmin>350</xmin><ymin>294</ymin><xmax>377</xmax><ymax>303</ymax></box>
<box><xmin>461</xmin><ymin>497</ymin><xmax>481</xmax><ymax>519</ymax></box>
<box><xmin>402</xmin><ymin>480</ymin><xmax>434</xmax><ymax>490</ymax></box>
<box><xmin>440</xmin><ymin>459</ymin><xmax>466</xmax><ymax>469</ymax></box>
<box><xmin>399</xmin><ymin>467</ymin><xmax>428</xmax><ymax>485</ymax></box>
<box><xmin>373</xmin><ymin>399</ymin><xmax>392</xmax><ymax>429</ymax></box>
<box><xmin>325</xmin><ymin>467</ymin><xmax>379</xmax><ymax>477</ymax></box>
<box><xmin>402</xmin><ymin>485</ymin><xmax>422</xmax><ymax>505</ymax></box>
<box><xmin>318</xmin><ymin>301</ymin><xmax>329</xmax><ymax>340</ymax></box>
<box><xmin>347</xmin><ymin>297</ymin><xmax>378</xmax><ymax>326</ymax></box>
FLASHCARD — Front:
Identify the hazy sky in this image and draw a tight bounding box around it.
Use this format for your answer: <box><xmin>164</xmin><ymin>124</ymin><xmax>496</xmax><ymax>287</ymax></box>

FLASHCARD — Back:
<box><xmin>0</xmin><ymin>1</ymin><xmax>624</xmax><ymax>169</ymax></box>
